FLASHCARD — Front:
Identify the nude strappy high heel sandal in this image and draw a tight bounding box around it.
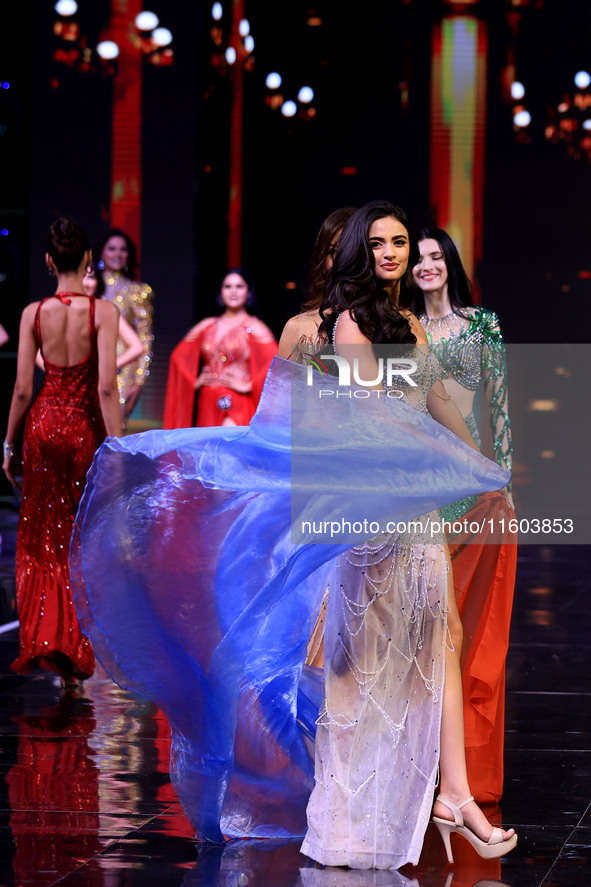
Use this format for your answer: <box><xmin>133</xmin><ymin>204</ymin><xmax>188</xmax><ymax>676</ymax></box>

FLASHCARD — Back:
<box><xmin>432</xmin><ymin>795</ymin><xmax>518</xmax><ymax>863</ymax></box>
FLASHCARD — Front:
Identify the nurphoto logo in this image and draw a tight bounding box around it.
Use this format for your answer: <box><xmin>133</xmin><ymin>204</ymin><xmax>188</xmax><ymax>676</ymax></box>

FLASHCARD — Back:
<box><xmin>304</xmin><ymin>354</ymin><xmax>417</xmax><ymax>399</ymax></box>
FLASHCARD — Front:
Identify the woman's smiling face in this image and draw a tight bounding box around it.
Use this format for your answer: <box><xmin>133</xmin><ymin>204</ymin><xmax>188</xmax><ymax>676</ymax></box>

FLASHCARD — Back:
<box><xmin>412</xmin><ymin>238</ymin><xmax>449</xmax><ymax>296</ymax></box>
<box><xmin>369</xmin><ymin>216</ymin><xmax>410</xmax><ymax>294</ymax></box>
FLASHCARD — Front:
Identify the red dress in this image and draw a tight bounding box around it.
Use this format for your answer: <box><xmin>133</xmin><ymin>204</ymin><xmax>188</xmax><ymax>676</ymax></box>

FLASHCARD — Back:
<box><xmin>450</xmin><ymin>490</ymin><xmax>517</xmax><ymax>804</ymax></box>
<box><xmin>12</xmin><ymin>294</ymin><xmax>106</xmax><ymax>681</ymax></box>
<box><xmin>7</xmin><ymin>701</ymin><xmax>101</xmax><ymax>886</ymax></box>
<box><xmin>164</xmin><ymin>317</ymin><xmax>277</xmax><ymax>429</ymax></box>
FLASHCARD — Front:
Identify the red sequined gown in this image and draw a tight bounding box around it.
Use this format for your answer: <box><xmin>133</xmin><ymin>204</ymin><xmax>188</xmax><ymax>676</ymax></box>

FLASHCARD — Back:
<box><xmin>12</xmin><ymin>294</ymin><xmax>106</xmax><ymax>681</ymax></box>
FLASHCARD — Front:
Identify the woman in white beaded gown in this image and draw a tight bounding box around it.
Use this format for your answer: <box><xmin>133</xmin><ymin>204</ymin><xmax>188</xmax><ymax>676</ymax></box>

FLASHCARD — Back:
<box><xmin>300</xmin><ymin>201</ymin><xmax>517</xmax><ymax>870</ymax></box>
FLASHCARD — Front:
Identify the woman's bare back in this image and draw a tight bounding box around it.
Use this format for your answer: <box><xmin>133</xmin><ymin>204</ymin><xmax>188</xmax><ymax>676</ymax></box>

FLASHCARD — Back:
<box><xmin>38</xmin><ymin>295</ymin><xmax>102</xmax><ymax>366</ymax></box>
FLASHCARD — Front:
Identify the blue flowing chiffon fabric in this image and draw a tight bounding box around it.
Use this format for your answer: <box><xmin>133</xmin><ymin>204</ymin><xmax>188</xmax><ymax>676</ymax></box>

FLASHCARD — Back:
<box><xmin>70</xmin><ymin>357</ymin><xmax>509</xmax><ymax>842</ymax></box>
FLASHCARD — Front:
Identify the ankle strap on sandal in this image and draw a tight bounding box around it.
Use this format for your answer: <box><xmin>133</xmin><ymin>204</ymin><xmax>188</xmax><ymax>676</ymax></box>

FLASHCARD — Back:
<box><xmin>435</xmin><ymin>795</ymin><xmax>475</xmax><ymax>826</ymax></box>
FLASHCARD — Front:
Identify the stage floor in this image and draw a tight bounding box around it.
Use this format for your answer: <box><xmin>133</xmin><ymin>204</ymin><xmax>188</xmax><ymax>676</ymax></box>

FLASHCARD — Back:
<box><xmin>0</xmin><ymin>539</ymin><xmax>589</xmax><ymax>887</ymax></box>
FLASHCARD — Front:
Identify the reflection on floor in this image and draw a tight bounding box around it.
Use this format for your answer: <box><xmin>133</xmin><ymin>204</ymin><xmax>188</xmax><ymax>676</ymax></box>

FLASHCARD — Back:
<box><xmin>0</xmin><ymin>524</ymin><xmax>589</xmax><ymax>886</ymax></box>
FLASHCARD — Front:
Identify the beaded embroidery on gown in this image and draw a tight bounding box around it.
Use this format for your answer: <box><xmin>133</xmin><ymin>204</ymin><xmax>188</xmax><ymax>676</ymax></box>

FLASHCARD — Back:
<box><xmin>12</xmin><ymin>294</ymin><xmax>104</xmax><ymax>681</ymax></box>
<box><xmin>419</xmin><ymin>307</ymin><xmax>512</xmax><ymax>522</ymax></box>
<box><xmin>70</xmin><ymin>356</ymin><xmax>509</xmax><ymax>851</ymax></box>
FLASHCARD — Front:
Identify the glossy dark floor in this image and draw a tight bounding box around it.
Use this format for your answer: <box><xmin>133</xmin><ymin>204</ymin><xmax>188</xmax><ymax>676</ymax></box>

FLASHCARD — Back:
<box><xmin>0</xmin><ymin>508</ymin><xmax>589</xmax><ymax>886</ymax></box>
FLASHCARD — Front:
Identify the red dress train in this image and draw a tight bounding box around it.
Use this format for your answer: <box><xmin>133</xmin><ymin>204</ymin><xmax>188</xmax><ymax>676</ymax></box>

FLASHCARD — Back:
<box><xmin>449</xmin><ymin>490</ymin><xmax>518</xmax><ymax>803</ymax></box>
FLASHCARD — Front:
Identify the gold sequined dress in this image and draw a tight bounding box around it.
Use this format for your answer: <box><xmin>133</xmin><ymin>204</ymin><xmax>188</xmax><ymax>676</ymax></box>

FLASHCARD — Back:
<box><xmin>103</xmin><ymin>272</ymin><xmax>154</xmax><ymax>412</ymax></box>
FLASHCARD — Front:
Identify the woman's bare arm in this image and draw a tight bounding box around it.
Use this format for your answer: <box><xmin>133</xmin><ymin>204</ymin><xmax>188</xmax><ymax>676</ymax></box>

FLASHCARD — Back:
<box><xmin>3</xmin><ymin>304</ymin><xmax>39</xmax><ymax>485</ymax></box>
<box><xmin>278</xmin><ymin>313</ymin><xmax>321</xmax><ymax>360</ymax></box>
<box><xmin>278</xmin><ymin>315</ymin><xmax>303</xmax><ymax>359</ymax></box>
<box><xmin>117</xmin><ymin>316</ymin><xmax>146</xmax><ymax>369</ymax></box>
<box><xmin>96</xmin><ymin>301</ymin><xmax>123</xmax><ymax>437</ymax></box>
<box><xmin>427</xmin><ymin>380</ymin><xmax>479</xmax><ymax>450</ymax></box>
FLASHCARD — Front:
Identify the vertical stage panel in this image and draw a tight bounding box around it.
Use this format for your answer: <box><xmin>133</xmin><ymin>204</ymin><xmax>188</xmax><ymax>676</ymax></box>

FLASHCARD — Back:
<box><xmin>430</xmin><ymin>15</ymin><xmax>487</xmax><ymax>289</ymax></box>
<box><xmin>227</xmin><ymin>0</ymin><xmax>245</xmax><ymax>268</ymax></box>
<box><xmin>109</xmin><ymin>0</ymin><xmax>143</xmax><ymax>252</ymax></box>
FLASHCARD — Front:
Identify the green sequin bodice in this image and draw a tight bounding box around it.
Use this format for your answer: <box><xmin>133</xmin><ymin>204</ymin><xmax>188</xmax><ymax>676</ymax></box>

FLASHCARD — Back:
<box><xmin>420</xmin><ymin>307</ymin><xmax>512</xmax><ymax>518</ymax></box>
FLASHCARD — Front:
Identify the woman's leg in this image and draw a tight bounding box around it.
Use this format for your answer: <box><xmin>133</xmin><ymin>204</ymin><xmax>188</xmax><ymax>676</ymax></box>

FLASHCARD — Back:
<box><xmin>435</xmin><ymin>552</ymin><xmax>515</xmax><ymax>841</ymax></box>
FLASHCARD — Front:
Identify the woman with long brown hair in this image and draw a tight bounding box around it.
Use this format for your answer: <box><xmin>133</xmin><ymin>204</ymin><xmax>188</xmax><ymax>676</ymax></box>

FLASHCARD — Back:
<box><xmin>278</xmin><ymin>207</ymin><xmax>355</xmax><ymax>362</ymax></box>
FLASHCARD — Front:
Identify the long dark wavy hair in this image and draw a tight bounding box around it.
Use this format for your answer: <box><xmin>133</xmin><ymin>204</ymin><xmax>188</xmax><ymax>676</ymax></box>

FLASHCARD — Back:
<box><xmin>93</xmin><ymin>227</ymin><xmax>138</xmax><ymax>280</ymax></box>
<box><xmin>319</xmin><ymin>200</ymin><xmax>419</xmax><ymax>345</ymax></box>
<box><xmin>303</xmin><ymin>207</ymin><xmax>356</xmax><ymax>312</ymax></box>
<box><xmin>410</xmin><ymin>226</ymin><xmax>473</xmax><ymax>318</ymax></box>
<box><xmin>48</xmin><ymin>216</ymin><xmax>89</xmax><ymax>272</ymax></box>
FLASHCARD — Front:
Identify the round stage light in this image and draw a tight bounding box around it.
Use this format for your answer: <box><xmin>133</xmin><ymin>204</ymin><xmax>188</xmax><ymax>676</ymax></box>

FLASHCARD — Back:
<box><xmin>239</xmin><ymin>19</ymin><xmax>250</xmax><ymax>37</ymax></box>
<box><xmin>513</xmin><ymin>110</ymin><xmax>531</xmax><ymax>127</ymax></box>
<box><xmin>153</xmin><ymin>27</ymin><xmax>172</xmax><ymax>47</ymax></box>
<box><xmin>55</xmin><ymin>0</ymin><xmax>78</xmax><ymax>15</ymax></box>
<box><xmin>298</xmin><ymin>86</ymin><xmax>314</xmax><ymax>103</ymax></box>
<box><xmin>281</xmin><ymin>100</ymin><xmax>297</xmax><ymax>117</ymax></box>
<box><xmin>574</xmin><ymin>70</ymin><xmax>591</xmax><ymax>89</ymax></box>
<box><xmin>212</xmin><ymin>3</ymin><xmax>223</xmax><ymax>21</ymax></box>
<box><xmin>225</xmin><ymin>47</ymin><xmax>236</xmax><ymax>65</ymax></box>
<box><xmin>244</xmin><ymin>36</ymin><xmax>254</xmax><ymax>53</ymax></box>
<box><xmin>135</xmin><ymin>11</ymin><xmax>159</xmax><ymax>31</ymax></box>
<box><xmin>97</xmin><ymin>41</ymin><xmax>120</xmax><ymax>60</ymax></box>
<box><xmin>510</xmin><ymin>81</ymin><xmax>525</xmax><ymax>100</ymax></box>
<box><xmin>266</xmin><ymin>72</ymin><xmax>281</xmax><ymax>89</ymax></box>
